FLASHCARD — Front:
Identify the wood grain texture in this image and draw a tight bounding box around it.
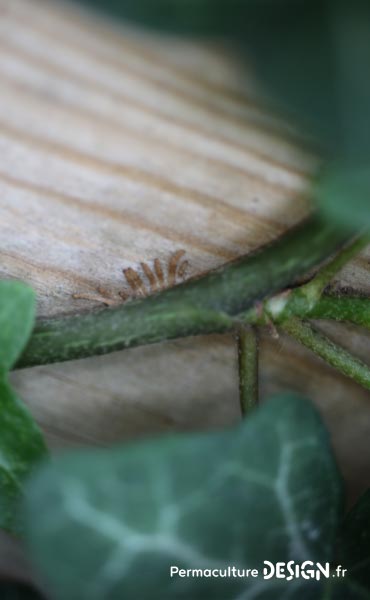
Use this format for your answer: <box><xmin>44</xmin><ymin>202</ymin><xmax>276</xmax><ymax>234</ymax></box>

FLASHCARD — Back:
<box><xmin>0</xmin><ymin>0</ymin><xmax>318</xmax><ymax>315</ymax></box>
<box><xmin>2</xmin><ymin>0</ymin><xmax>370</xmax><ymax>580</ymax></box>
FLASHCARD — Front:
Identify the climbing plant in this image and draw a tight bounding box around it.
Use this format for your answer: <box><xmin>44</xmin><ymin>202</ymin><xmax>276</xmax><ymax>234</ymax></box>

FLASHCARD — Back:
<box><xmin>3</xmin><ymin>0</ymin><xmax>370</xmax><ymax>598</ymax></box>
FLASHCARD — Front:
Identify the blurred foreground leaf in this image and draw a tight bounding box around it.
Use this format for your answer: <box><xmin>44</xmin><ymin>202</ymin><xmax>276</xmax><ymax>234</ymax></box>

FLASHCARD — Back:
<box><xmin>0</xmin><ymin>582</ymin><xmax>45</xmax><ymax>600</ymax></box>
<box><xmin>0</xmin><ymin>281</ymin><xmax>47</xmax><ymax>534</ymax></box>
<box><xmin>24</xmin><ymin>394</ymin><xmax>342</xmax><ymax>599</ymax></box>
<box><xmin>0</xmin><ymin>382</ymin><xmax>47</xmax><ymax>534</ymax></box>
<box><xmin>337</xmin><ymin>489</ymin><xmax>370</xmax><ymax>589</ymax></box>
<box><xmin>328</xmin><ymin>580</ymin><xmax>370</xmax><ymax>599</ymax></box>
<box><xmin>0</xmin><ymin>282</ymin><xmax>36</xmax><ymax>375</ymax></box>
<box><xmin>74</xmin><ymin>0</ymin><xmax>253</xmax><ymax>34</ymax></box>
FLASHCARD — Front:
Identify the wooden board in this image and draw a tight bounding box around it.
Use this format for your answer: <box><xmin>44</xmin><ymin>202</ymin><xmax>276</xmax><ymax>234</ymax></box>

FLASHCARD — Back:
<box><xmin>2</xmin><ymin>0</ymin><xmax>370</xmax><ymax>580</ymax></box>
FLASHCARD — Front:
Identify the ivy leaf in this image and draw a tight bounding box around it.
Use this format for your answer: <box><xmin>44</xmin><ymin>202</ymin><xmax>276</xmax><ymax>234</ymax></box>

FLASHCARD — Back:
<box><xmin>236</xmin><ymin>0</ymin><xmax>370</xmax><ymax>230</ymax></box>
<box><xmin>0</xmin><ymin>381</ymin><xmax>48</xmax><ymax>534</ymax></box>
<box><xmin>0</xmin><ymin>281</ymin><xmax>36</xmax><ymax>374</ymax></box>
<box><xmin>337</xmin><ymin>488</ymin><xmax>370</xmax><ymax>589</ymax></box>
<box><xmin>24</xmin><ymin>394</ymin><xmax>342</xmax><ymax>600</ymax></box>
<box><xmin>327</xmin><ymin>579</ymin><xmax>370</xmax><ymax>599</ymax></box>
<box><xmin>317</xmin><ymin>164</ymin><xmax>370</xmax><ymax>230</ymax></box>
<box><xmin>0</xmin><ymin>280</ymin><xmax>47</xmax><ymax>534</ymax></box>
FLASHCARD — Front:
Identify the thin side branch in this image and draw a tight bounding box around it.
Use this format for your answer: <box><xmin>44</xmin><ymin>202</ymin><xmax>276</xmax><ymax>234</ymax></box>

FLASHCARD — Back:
<box><xmin>260</xmin><ymin>235</ymin><xmax>369</xmax><ymax>324</ymax></box>
<box><xmin>308</xmin><ymin>295</ymin><xmax>370</xmax><ymax>328</ymax></box>
<box><xmin>280</xmin><ymin>318</ymin><xmax>370</xmax><ymax>390</ymax></box>
<box><xmin>237</xmin><ymin>326</ymin><xmax>259</xmax><ymax>415</ymax></box>
<box><xmin>295</xmin><ymin>234</ymin><xmax>369</xmax><ymax>308</ymax></box>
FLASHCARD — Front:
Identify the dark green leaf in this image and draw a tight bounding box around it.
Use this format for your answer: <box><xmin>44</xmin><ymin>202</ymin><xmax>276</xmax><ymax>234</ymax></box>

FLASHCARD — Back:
<box><xmin>326</xmin><ymin>578</ymin><xmax>370</xmax><ymax>599</ymax></box>
<box><xmin>0</xmin><ymin>582</ymin><xmax>45</xmax><ymax>600</ymax></box>
<box><xmin>235</xmin><ymin>0</ymin><xmax>370</xmax><ymax>229</ymax></box>
<box><xmin>337</xmin><ymin>489</ymin><xmax>370</xmax><ymax>588</ymax></box>
<box><xmin>317</xmin><ymin>164</ymin><xmax>370</xmax><ymax>230</ymax></box>
<box><xmin>0</xmin><ymin>381</ymin><xmax>48</xmax><ymax>534</ymax></box>
<box><xmin>0</xmin><ymin>282</ymin><xmax>35</xmax><ymax>374</ymax></box>
<box><xmin>0</xmin><ymin>280</ymin><xmax>46</xmax><ymax>533</ymax></box>
<box><xmin>74</xmin><ymin>0</ymin><xmax>255</xmax><ymax>34</ymax></box>
<box><xmin>24</xmin><ymin>394</ymin><xmax>342</xmax><ymax>600</ymax></box>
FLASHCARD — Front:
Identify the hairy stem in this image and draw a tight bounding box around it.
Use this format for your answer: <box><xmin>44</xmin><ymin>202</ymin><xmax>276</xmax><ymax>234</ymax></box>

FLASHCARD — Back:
<box><xmin>237</xmin><ymin>326</ymin><xmax>259</xmax><ymax>415</ymax></box>
<box><xmin>284</xmin><ymin>234</ymin><xmax>370</xmax><ymax>317</ymax></box>
<box><xmin>308</xmin><ymin>295</ymin><xmax>370</xmax><ymax>327</ymax></box>
<box><xmin>299</xmin><ymin>235</ymin><xmax>369</xmax><ymax>304</ymax></box>
<box><xmin>17</xmin><ymin>217</ymin><xmax>349</xmax><ymax>369</ymax></box>
<box><xmin>260</xmin><ymin>235</ymin><xmax>369</xmax><ymax>325</ymax></box>
<box><xmin>280</xmin><ymin>318</ymin><xmax>370</xmax><ymax>390</ymax></box>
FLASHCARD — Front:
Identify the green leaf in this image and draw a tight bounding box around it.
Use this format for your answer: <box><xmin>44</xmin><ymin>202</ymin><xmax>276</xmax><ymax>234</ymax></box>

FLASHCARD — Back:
<box><xmin>235</xmin><ymin>1</ymin><xmax>370</xmax><ymax>229</ymax></box>
<box><xmin>0</xmin><ymin>380</ymin><xmax>48</xmax><ymax>534</ymax></box>
<box><xmin>74</xmin><ymin>0</ymin><xmax>253</xmax><ymax>34</ymax></box>
<box><xmin>0</xmin><ymin>280</ymin><xmax>46</xmax><ymax>533</ymax></box>
<box><xmin>317</xmin><ymin>163</ymin><xmax>370</xmax><ymax>230</ymax></box>
<box><xmin>337</xmin><ymin>488</ymin><xmax>370</xmax><ymax>588</ymax></box>
<box><xmin>0</xmin><ymin>281</ymin><xmax>36</xmax><ymax>374</ymax></box>
<box><xmin>326</xmin><ymin>579</ymin><xmax>370</xmax><ymax>599</ymax></box>
<box><xmin>24</xmin><ymin>394</ymin><xmax>342</xmax><ymax>600</ymax></box>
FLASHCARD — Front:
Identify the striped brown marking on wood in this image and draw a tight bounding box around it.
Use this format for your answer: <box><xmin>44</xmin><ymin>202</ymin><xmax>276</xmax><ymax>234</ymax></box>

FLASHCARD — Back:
<box><xmin>0</xmin><ymin>51</ymin><xmax>311</xmax><ymax>202</ymax></box>
<box><xmin>0</xmin><ymin>32</ymin><xmax>313</xmax><ymax>181</ymax></box>
<box><xmin>0</xmin><ymin>249</ymin><xmax>106</xmax><ymax>292</ymax></box>
<box><xmin>0</xmin><ymin>66</ymin><xmax>308</xmax><ymax>206</ymax></box>
<box><xmin>3</xmin><ymin>0</ymin><xmax>266</xmax><ymax>115</ymax></box>
<box><xmin>3</xmin><ymin>0</ymin><xmax>318</xmax><ymax>161</ymax></box>
<box><xmin>4</xmin><ymin>3</ymin><xmax>317</xmax><ymax>157</ymax></box>
<box><xmin>0</xmin><ymin>169</ymin><xmax>237</xmax><ymax>260</ymax></box>
<box><xmin>0</xmin><ymin>120</ymin><xmax>297</xmax><ymax>248</ymax></box>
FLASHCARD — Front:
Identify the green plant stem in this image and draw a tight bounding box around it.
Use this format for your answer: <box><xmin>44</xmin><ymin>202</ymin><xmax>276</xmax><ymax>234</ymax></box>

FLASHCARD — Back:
<box><xmin>262</xmin><ymin>294</ymin><xmax>370</xmax><ymax>328</ymax></box>
<box><xmin>16</xmin><ymin>217</ymin><xmax>349</xmax><ymax>369</ymax></box>
<box><xmin>308</xmin><ymin>295</ymin><xmax>370</xmax><ymax>327</ymax></box>
<box><xmin>280</xmin><ymin>318</ymin><xmax>370</xmax><ymax>390</ymax></box>
<box><xmin>299</xmin><ymin>234</ymin><xmax>369</xmax><ymax>305</ymax></box>
<box><xmin>259</xmin><ymin>234</ymin><xmax>369</xmax><ymax>324</ymax></box>
<box><xmin>237</xmin><ymin>326</ymin><xmax>259</xmax><ymax>415</ymax></box>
